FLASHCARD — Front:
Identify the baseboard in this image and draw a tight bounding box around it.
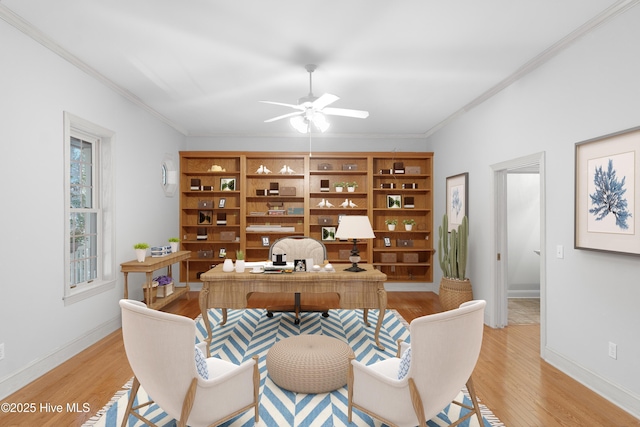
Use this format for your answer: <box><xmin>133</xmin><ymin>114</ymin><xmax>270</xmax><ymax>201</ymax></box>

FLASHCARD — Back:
<box><xmin>0</xmin><ymin>315</ymin><xmax>121</xmax><ymax>401</ymax></box>
<box><xmin>543</xmin><ymin>346</ymin><xmax>640</xmax><ymax>419</ymax></box>
<box><xmin>384</xmin><ymin>282</ymin><xmax>438</xmax><ymax>292</ymax></box>
<box><xmin>507</xmin><ymin>289</ymin><xmax>540</xmax><ymax>298</ymax></box>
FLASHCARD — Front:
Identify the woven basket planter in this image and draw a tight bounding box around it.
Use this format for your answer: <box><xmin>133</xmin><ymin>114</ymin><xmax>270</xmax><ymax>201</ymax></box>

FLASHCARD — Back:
<box><xmin>439</xmin><ymin>277</ymin><xmax>473</xmax><ymax>311</ymax></box>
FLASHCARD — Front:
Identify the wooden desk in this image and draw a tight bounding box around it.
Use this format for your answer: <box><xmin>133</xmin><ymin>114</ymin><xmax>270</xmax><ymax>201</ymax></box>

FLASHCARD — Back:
<box><xmin>199</xmin><ymin>264</ymin><xmax>388</xmax><ymax>349</ymax></box>
<box><xmin>120</xmin><ymin>250</ymin><xmax>191</xmax><ymax>310</ymax></box>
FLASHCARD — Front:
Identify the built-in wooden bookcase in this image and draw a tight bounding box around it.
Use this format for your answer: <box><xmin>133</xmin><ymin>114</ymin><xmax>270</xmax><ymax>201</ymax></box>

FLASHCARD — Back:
<box><xmin>371</xmin><ymin>156</ymin><xmax>433</xmax><ymax>282</ymax></box>
<box><xmin>179</xmin><ymin>151</ymin><xmax>433</xmax><ymax>282</ymax></box>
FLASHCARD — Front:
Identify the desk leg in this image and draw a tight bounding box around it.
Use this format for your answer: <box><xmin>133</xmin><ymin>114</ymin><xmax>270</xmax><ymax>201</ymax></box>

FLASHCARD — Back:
<box><xmin>199</xmin><ymin>284</ymin><xmax>212</xmax><ymax>356</ymax></box>
<box><xmin>362</xmin><ymin>309</ymin><xmax>371</xmax><ymax>327</ymax></box>
<box><xmin>375</xmin><ymin>288</ymin><xmax>388</xmax><ymax>350</ymax></box>
<box><xmin>123</xmin><ymin>272</ymin><xmax>129</xmax><ymax>299</ymax></box>
<box><xmin>220</xmin><ymin>308</ymin><xmax>228</xmax><ymax>326</ymax></box>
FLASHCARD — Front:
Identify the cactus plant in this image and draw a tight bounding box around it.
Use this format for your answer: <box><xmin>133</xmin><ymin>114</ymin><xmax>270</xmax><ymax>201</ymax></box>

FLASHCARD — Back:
<box><xmin>438</xmin><ymin>214</ymin><xmax>468</xmax><ymax>280</ymax></box>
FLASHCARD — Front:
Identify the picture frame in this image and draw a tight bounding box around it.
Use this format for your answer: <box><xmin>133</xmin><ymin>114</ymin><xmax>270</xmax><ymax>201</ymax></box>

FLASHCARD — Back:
<box><xmin>384</xmin><ymin>237</ymin><xmax>392</xmax><ymax>247</ymax></box>
<box><xmin>387</xmin><ymin>194</ymin><xmax>402</xmax><ymax>209</ymax></box>
<box><xmin>219</xmin><ymin>247</ymin><xmax>226</xmax><ymax>258</ymax></box>
<box><xmin>446</xmin><ymin>172</ymin><xmax>468</xmax><ymax>232</ymax></box>
<box><xmin>197</xmin><ymin>210</ymin><xmax>213</xmax><ymax>225</ymax></box>
<box><xmin>218</xmin><ymin>198</ymin><xmax>226</xmax><ymax>208</ymax></box>
<box><xmin>575</xmin><ymin>126</ymin><xmax>640</xmax><ymax>255</ymax></box>
<box><xmin>261</xmin><ymin>236</ymin><xmax>270</xmax><ymax>247</ymax></box>
<box><xmin>220</xmin><ymin>178</ymin><xmax>236</xmax><ymax>191</ymax></box>
<box><xmin>322</xmin><ymin>226</ymin><xmax>336</xmax><ymax>241</ymax></box>
<box><xmin>294</xmin><ymin>259</ymin><xmax>307</xmax><ymax>272</ymax></box>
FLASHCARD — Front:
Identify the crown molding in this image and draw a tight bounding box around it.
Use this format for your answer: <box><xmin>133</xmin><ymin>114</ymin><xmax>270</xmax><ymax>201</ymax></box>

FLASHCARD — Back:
<box><xmin>424</xmin><ymin>0</ymin><xmax>640</xmax><ymax>138</ymax></box>
<box><xmin>0</xmin><ymin>4</ymin><xmax>188</xmax><ymax>136</ymax></box>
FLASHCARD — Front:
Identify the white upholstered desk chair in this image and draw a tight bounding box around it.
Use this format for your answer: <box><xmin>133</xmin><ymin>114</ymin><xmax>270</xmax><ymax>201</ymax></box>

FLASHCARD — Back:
<box><xmin>348</xmin><ymin>300</ymin><xmax>486</xmax><ymax>427</ymax></box>
<box><xmin>267</xmin><ymin>236</ymin><xmax>332</xmax><ymax>324</ymax></box>
<box><xmin>119</xmin><ymin>299</ymin><xmax>259</xmax><ymax>427</ymax></box>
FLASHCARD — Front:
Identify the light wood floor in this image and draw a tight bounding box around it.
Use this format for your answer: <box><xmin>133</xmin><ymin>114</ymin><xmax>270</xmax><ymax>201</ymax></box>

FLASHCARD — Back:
<box><xmin>1</xmin><ymin>292</ymin><xmax>638</xmax><ymax>427</ymax></box>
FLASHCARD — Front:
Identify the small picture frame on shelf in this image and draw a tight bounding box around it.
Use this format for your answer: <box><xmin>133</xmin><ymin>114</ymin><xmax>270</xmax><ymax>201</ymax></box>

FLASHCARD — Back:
<box><xmin>262</xmin><ymin>236</ymin><xmax>270</xmax><ymax>247</ymax></box>
<box><xmin>220</xmin><ymin>178</ymin><xmax>236</xmax><ymax>191</ymax></box>
<box><xmin>197</xmin><ymin>210</ymin><xmax>213</xmax><ymax>225</ymax></box>
<box><xmin>219</xmin><ymin>247</ymin><xmax>226</xmax><ymax>258</ymax></box>
<box><xmin>218</xmin><ymin>198</ymin><xmax>226</xmax><ymax>208</ymax></box>
<box><xmin>384</xmin><ymin>237</ymin><xmax>391</xmax><ymax>247</ymax></box>
<box><xmin>322</xmin><ymin>226</ymin><xmax>336</xmax><ymax>241</ymax></box>
<box><xmin>387</xmin><ymin>194</ymin><xmax>402</xmax><ymax>208</ymax></box>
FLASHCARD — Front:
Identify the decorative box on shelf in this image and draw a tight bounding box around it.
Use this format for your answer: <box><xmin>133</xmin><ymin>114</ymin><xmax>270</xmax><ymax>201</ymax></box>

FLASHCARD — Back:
<box><xmin>157</xmin><ymin>283</ymin><xmax>174</xmax><ymax>298</ymax></box>
<box><xmin>402</xmin><ymin>253</ymin><xmax>419</xmax><ymax>263</ymax></box>
<box><xmin>381</xmin><ymin>253</ymin><xmax>398</xmax><ymax>263</ymax></box>
<box><xmin>320</xmin><ymin>179</ymin><xmax>330</xmax><ymax>192</ymax></box>
<box><xmin>397</xmin><ymin>239</ymin><xmax>414</xmax><ymax>247</ymax></box>
<box><xmin>220</xmin><ymin>231</ymin><xmax>236</xmax><ymax>241</ymax></box>
<box><xmin>342</xmin><ymin>164</ymin><xmax>358</xmax><ymax>171</ymax></box>
<box><xmin>318</xmin><ymin>163</ymin><xmax>333</xmax><ymax>170</ymax></box>
<box><xmin>152</xmin><ymin>276</ymin><xmax>174</xmax><ymax>298</ymax></box>
<box><xmin>190</xmin><ymin>179</ymin><xmax>201</xmax><ymax>190</ymax></box>
<box><xmin>318</xmin><ymin>216</ymin><xmax>333</xmax><ymax>225</ymax></box>
<box><xmin>405</xmin><ymin>166</ymin><xmax>421</xmax><ymax>174</ymax></box>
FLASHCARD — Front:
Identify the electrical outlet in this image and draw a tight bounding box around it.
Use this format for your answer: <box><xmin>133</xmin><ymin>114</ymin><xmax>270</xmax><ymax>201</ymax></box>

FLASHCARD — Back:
<box><xmin>0</xmin><ymin>343</ymin><xmax>4</xmax><ymax>361</ymax></box>
<box><xmin>608</xmin><ymin>342</ymin><xmax>617</xmax><ymax>359</ymax></box>
<box><xmin>556</xmin><ymin>245</ymin><xmax>564</xmax><ymax>259</ymax></box>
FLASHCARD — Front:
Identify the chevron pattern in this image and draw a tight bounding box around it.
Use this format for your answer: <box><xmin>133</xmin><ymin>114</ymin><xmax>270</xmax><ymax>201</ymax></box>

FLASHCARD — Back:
<box><xmin>86</xmin><ymin>309</ymin><xmax>502</xmax><ymax>427</ymax></box>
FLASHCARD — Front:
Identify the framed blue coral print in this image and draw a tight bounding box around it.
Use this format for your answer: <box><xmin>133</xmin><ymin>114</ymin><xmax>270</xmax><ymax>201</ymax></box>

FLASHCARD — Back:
<box><xmin>575</xmin><ymin>126</ymin><xmax>640</xmax><ymax>254</ymax></box>
<box><xmin>446</xmin><ymin>172</ymin><xmax>468</xmax><ymax>232</ymax></box>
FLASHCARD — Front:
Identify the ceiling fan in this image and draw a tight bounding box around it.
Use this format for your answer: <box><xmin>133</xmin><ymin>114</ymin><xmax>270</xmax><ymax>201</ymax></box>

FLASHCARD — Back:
<box><xmin>260</xmin><ymin>64</ymin><xmax>369</xmax><ymax>133</ymax></box>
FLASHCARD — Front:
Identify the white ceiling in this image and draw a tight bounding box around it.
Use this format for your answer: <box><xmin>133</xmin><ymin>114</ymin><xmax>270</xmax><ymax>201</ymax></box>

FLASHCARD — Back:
<box><xmin>1</xmin><ymin>0</ymin><xmax>633</xmax><ymax>137</ymax></box>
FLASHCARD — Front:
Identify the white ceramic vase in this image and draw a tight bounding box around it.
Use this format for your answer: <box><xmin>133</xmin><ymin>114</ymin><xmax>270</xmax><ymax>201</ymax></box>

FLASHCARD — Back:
<box><xmin>170</xmin><ymin>242</ymin><xmax>179</xmax><ymax>253</ymax></box>
<box><xmin>135</xmin><ymin>249</ymin><xmax>147</xmax><ymax>262</ymax></box>
<box><xmin>335</xmin><ymin>187</ymin><xmax>343</xmax><ymax>192</ymax></box>
<box><xmin>347</xmin><ymin>186</ymin><xmax>355</xmax><ymax>192</ymax></box>
<box><xmin>405</xmin><ymin>224</ymin><xmax>413</xmax><ymax>231</ymax></box>
<box><xmin>235</xmin><ymin>259</ymin><xmax>245</xmax><ymax>273</ymax></box>
<box><xmin>222</xmin><ymin>258</ymin><xmax>234</xmax><ymax>272</ymax></box>
<box><xmin>387</xmin><ymin>224</ymin><xmax>396</xmax><ymax>231</ymax></box>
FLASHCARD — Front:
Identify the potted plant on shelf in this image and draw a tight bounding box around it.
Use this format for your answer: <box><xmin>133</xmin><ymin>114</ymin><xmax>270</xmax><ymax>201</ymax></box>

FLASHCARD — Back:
<box><xmin>346</xmin><ymin>181</ymin><xmax>358</xmax><ymax>192</ymax></box>
<box><xmin>437</xmin><ymin>214</ymin><xmax>472</xmax><ymax>311</ymax></box>
<box><xmin>385</xmin><ymin>219</ymin><xmax>398</xmax><ymax>231</ymax></box>
<box><xmin>235</xmin><ymin>249</ymin><xmax>245</xmax><ymax>273</ymax></box>
<box><xmin>334</xmin><ymin>182</ymin><xmax>347</xmax><ymax>192</ymax></box>
<box><xmin>402</xmin><ymin>219</ymin><xmax>416</xmax><ymax>231</ymax></box>
<box><xmin>168</xmin><ymin>237</ymin><xmax>180</xmax><ymax>253</ymax></box>
<box><xmin>133</xmin><ymin>243</ymin><xmax>149</xmax><ymax>262</ymax></box>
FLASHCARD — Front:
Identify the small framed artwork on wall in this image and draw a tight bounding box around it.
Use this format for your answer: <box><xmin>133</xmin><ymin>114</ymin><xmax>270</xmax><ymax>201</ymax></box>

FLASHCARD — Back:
<box><xmin>446</xmin><ymin>173</ymin><xmax>468</xmax><ymax>232</ymax></box>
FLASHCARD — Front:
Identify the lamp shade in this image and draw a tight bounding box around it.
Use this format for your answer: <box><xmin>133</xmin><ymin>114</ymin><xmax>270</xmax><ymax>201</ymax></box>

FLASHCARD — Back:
<box><xmin>335</xmin><ymin>216</ymin><xmax>375</xmax><ymax>240</ymax></box>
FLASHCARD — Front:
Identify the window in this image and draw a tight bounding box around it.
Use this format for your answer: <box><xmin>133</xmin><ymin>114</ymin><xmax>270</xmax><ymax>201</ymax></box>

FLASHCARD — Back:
<box><xmin>64</xmin><ymin>113</ymin><xmax>115</xmax><ymax>305</ymax></box>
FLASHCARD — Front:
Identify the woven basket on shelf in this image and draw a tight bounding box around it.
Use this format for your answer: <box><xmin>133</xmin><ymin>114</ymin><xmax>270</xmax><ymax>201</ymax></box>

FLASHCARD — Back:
<box><xmin>439</xmin><ymin>277</ymin><xmax>473</xmax><ymax>311</ymax></box>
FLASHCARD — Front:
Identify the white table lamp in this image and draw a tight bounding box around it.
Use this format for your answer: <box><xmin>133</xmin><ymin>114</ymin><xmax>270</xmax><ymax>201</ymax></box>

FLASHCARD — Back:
<box><xmin>335</xmin><ymin>215</ymin><xmax>375</xmax><ymax>272</ymax></box>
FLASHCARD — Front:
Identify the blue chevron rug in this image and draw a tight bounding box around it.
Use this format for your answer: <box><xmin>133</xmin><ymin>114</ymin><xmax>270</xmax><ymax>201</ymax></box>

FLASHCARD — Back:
<box><xmin>85</xmin><ymin>309</ymin><xmax>504</xmax><ymax>427</ymax></box>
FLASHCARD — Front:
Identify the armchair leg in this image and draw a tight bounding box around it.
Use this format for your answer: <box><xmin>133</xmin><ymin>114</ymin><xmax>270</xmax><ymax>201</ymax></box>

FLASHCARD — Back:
<box><xmin>121</xmin><ymin>377</ymin><xmax>140</xmax><ymax>427</ymax></box>
<box><xmin>178</xmin><ymin>378</ymin><xmax>198</xmax><ymax>427</ymax></box>
<box><xmin>408</xmin><ymin>377</ymin><xmax>427</xmax><ymax>427</ymax></box>
<box><xmin>466</xmin><ymin>376</ymin><xmax>483</xmax><ymax>426</ymax></box>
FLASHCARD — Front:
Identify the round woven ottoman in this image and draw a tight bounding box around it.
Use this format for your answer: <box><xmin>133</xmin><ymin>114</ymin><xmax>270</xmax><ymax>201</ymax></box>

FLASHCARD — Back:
<box><xmin>266</xmin><ymin>335</ymin><xmax>354</xmax><ymax>393</ymax></box>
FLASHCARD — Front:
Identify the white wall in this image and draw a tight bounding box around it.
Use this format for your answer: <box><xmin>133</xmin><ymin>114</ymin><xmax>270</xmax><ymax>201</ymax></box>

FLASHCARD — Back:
<box><xmin>427</xmin><ymin>7</ymin><xmax>640</xmax><ymax>416</ymax></box>
<box><xmin>507</xmin><ymin>173</ymin><xmax>540</xmax><ymax>297</ymax></box>
<box><xmin>0</xmin><ymin>21</ymin><xmax>185</xmax><ymax>398</ymax></box>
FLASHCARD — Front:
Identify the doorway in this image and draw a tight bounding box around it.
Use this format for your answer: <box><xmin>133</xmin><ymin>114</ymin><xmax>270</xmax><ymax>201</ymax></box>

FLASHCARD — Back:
<box><xmin>492</xmin><ymin>152</ymin><xmax>546</xmax><ymax>355</ymax></box>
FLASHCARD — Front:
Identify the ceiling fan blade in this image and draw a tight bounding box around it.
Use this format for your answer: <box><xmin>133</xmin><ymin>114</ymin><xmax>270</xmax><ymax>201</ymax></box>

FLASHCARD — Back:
<box><xmin>264</xmin><ymin>111</ymin><xmax>303</xmax><ymax>123</ymax></box>
<box><xmin>312</xmin><ymin>93</ymin><xmax>339</xmax><ymax>110</ymax></box>
<box><xmin>259</xmin><ymin>100</ymin><xmax>304</xmax><ymax>110</ymax></box>
<box><xmin>322</xmin><ymin>107</ymin><xmax>370</xmax><ymax>119</ymax></box>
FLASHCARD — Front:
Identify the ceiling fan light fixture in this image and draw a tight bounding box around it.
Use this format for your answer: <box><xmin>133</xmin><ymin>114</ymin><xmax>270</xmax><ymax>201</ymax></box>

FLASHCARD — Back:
<box><xmin>311</xmin><ymin>112</ymin><xmax>330</xmax><ymax>132</ymax></box>
<box><xmin>290</xmin><ymin>115</ymin><xmax>310</xmax><ymax>133</ymax></box>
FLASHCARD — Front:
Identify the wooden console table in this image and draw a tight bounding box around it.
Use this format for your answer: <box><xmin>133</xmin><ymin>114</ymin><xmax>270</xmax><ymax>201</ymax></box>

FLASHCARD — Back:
<box><xmin>120</xmin><ymin>250</ymin><xmax>191</xmax><ymax>310</ymax></box>
<box><xmin>199</xmin><ymin>264</ymin><xmax>388</xmax><ymax>349</ymax></box>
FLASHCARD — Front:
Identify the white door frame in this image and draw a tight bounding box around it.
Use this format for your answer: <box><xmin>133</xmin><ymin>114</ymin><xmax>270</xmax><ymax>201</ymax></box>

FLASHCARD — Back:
<box><xmin>491</xmin><ymin>152</ymin><xmax>546</xmax><ymax>356</ymax></box>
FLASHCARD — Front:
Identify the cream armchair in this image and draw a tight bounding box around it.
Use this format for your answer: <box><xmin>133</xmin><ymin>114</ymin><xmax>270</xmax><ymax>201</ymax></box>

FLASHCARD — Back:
<box><xmin>119</xmin><ymin>299</ymin><xmax>260</xmax><ymax>427</ymax></box>
<box><xmin>348</xmin><ymin>300</ymin><xmax>486</xmax><ymax>427</ymax></box>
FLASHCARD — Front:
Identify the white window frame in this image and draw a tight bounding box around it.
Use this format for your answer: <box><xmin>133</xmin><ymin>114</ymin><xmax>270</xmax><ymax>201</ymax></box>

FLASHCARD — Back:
<box><xmin>63</xmin><ymin>112</ymin><xmax>116</xmax><ymax>305</ymax></box>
